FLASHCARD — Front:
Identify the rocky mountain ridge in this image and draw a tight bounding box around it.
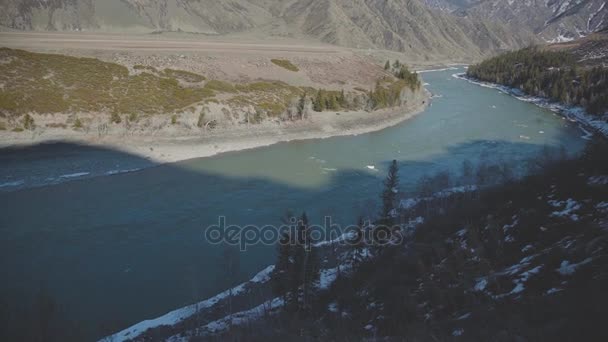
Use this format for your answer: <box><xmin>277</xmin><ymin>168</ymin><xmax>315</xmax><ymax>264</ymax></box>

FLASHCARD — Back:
<box><xmin>423</xmin><ymin>0</ymin><xmax>608</xmax><ymax>42</ymax></box>
<box><xmin>0</xmin><ymin>0</ymin><xmax>535</xmax><ymax>60</ymax></box>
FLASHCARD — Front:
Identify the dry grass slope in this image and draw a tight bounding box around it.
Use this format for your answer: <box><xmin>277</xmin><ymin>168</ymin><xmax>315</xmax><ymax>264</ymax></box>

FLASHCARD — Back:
<box><xmin>0</xmin><ymin>48</ymin><xmax>214</xmax><ymax>116</ymax></box>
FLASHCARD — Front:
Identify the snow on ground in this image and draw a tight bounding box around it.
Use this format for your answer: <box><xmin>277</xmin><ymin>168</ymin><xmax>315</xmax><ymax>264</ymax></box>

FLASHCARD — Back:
<box><xmin>197</xmin><ymin>297</ymin><xmax>284</xmax><ymax>335</ymax></box>
<box><xmin>495</xmin><ymin>265</ymin><xmax>542</xmax><ymax>299</ymax></box>
<box><xmin>473</xmin><ymin>278</ymin><xmax>488</xmax><ymax>292</ymax></box>
<box><xmin>452</xmin><ymin>328</ymin><xmax>464</xmax><ymax>336</ymax></box>
<box><xmin>596</xmin><ymin>201</ymin><xmax>608</xmax><ymax>212</ymax></box>
<box><xmin>399</xmin><ymin>185</ymin><xmax>477</xmax><ymax>210</ymax></box>
<box><xmin>313</xmin><ymin>231</ymin><xmax>356</xmax><ymax>247</ymax></box>
<box><xmin>503</xmin><ymin>216</ymin><xmax>519</xmax><ymax>233</ymax></box>
<box><xmin>456</xmin><ymin>228</ymin><xmax>467</xmax><ymax>238</ymax></box>
<box><xmin>557</xmin><ymin>258</ymin><xmax>593</xmax><ymax>275</ymax></box>
<box><xmin>547</xmin><ymin>34</ymin><xmax>575</xmax><ymax>43</ymax></box>
<box><xmin>456</xmin><ymin>312</ymin><xmax>471</xmax><ymax>320</ymax></box>
<box><xmin>101</xmin><ymin>265</ymin><xmax>275</xmax><ymax>342</ymax></box>
<box><xmin>319</xmin><ymin>267</ymin><xmax>341</xmax><ymax>290</ymax></box>
<box><xmin>166</xmin><ymin>265</ymin><xmax>347</xmax><ymax>339</ymax></box>
<box><xmin>546</xmin><ymin>287</ymin><xmax>563</xmax><ymax>295</ymax></box>
<box><xmin>400</xmin><ymin>198</ymin><xmax>420</xmax><ymax>210</ymax></box>
<box><xmin>453</xmin><ymin>73</ymin><xmax>608</xmax><ymax>138</ymax></box>
<box><xmin>549</xmin><ymin>198</ymin><xmax>582</xmax><ymax>221</ymax></box>
<box><xmin>588</xmin><ymin>175</ymin><xmax>608</xmax><ymax>186</ymax></box>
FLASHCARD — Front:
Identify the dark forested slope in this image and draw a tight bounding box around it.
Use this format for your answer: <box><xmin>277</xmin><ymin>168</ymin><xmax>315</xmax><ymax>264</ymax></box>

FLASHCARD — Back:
<box><xmin>467</xmin><ymin>33</ymin><xmax>608</xmax><ymax>116</ymax></box>
<box><xmin>128</xmin><ymin>138</ymin><xmax>608</xmax><ymax>341</ymax></box>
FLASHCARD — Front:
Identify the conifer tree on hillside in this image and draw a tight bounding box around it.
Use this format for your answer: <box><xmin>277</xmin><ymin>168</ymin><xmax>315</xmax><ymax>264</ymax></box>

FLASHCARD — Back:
<box><xmin>467</xmin><ymin>47</ymin><xmax>608</xmax><ymax>115</ymax></box>
<box><xmin>302</xmin><ymin>239</ymin><xmax>320</xmax><ymax>311</ymax></box>
<box><xmin>297</xmin><ymin>92</ymin><xmax>307</xmax><ymax>119</ymax></box>
<box><xmin>384</xmin><ymin>60</ymin><xmax>391</xmax><ymax>70</ymax></box>
<box><xmin>339</xmin><ymin>89</ymin><xmax>346</xmax><ymax>108</ymax></box>
<box><xmin>271</xmin><ymin>232</ymin><xmax>292</xmax><ymax>307</ymax></box>
<box><xmin>271</xmin><ymin>212</ymin><xmax>322</xmax><ymax>314</ymax></box>
<box><xmin>313</xmin><ymin>90</ymin><xmax>325</xmax><ymax>112</ymax></box>
<box><xmin>221</xmin><ymin>246</ymin><xmax>240</xmax><ymax>320</ymax></box>
<box><xmin>380</xmin><ymin>160</ymin><xmax>400</xmax><ymax>228</ymax></box>
<box><xmin>351</xmin><ymin>216</ymin><xmax>367</xmax><ymax>267</ymax></box>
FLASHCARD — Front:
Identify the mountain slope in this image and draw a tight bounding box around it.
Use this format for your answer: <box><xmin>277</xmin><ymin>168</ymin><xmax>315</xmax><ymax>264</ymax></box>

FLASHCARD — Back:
<box><xmin>0</xmin><ymin>0</ymin><xmax>536</xmax><ymax>60</ymax></box>
<box><xmin>424</xmin><ymin>0</ymin><xmax>608</xmax><ymax>42</ymax></box>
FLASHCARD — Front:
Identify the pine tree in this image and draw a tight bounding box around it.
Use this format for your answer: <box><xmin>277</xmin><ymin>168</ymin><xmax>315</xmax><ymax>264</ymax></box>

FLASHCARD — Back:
<box><xmin>351</xmin><ymin>216</ymin><xmax>366</xmax><ymax>267</ymax></box>
<box><xmin>279</xmin><ymin>212</ymin><xmax>321</xmax><ymax>314</ymax></box>
<box><xmin>289</xmin><ymin>213</ymin><xmax>306</xmax><ymax>312</ymax></box>
<box><xmin>384</xmin><ymin>60</ymin><xmax>391</xmax><ymax>70</ymax></box>
<box><xmin>313</xmin><ymin>90</ymin><xmax>325</xmax><ymax>112</ymax></box>
<box><xmin>221</xmin><ymin>246</ymin><xmax>240</xmax><ymax>321</ymax></box>
<box><xmin>298</xmin><ymin>92</ymin><xmax>307</xmax><ymax>118</ymax></box>
<box><xmin>22</xmin><ymin>114</ymin><xmax>35</xmax><ymax>130</ymax></box>
<box><xmin>339</xmin><ymin>89</ymin><xmax>346</xmax><ymax>108</ymax></box>
<box><xmin>328</xmin><ymin>94</ymin><xmax>339</xmax><ymax>110</ymax></box>
<box><xmin>380</xmin><ymin>160</ymin><xmax>400</xmax><ymax>227</ymax></box>
<box><xmin>271</xmin><ymin>232</ymin><xmax>292</xmax><ymax>307</ymax></box>
<box><xmin>302</xmin><ymin>241</ymin><xmax>320</xmax><ymax>312</ymax></box>
<box><xmin>393</xmin><ymin>60</ymin><xmax>401</xmax><ymax>69</ymax></box>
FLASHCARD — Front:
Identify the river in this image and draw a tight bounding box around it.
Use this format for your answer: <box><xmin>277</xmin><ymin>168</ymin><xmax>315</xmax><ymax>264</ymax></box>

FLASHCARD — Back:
<box><xmin>0</xmin><ymin>68</ymin><xmax>587</xmax><ymax>339</ymax></box>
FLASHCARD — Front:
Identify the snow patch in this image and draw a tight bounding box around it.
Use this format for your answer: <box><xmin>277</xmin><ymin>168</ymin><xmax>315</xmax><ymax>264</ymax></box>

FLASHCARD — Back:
<box><xmin>200</xmin><ymin>297</ymin><xmax>284</xmax><ymax>335</ymax></box>
<box><xmin>549</xmin><ymin>198</ymin><xmax>581</xmax><ymax>221</ymax></box>
<box><xmin>546</xmin><ymin>287</ymin><xmax>563</xmax><ymax>295</ymax></box>
<box><xmin>452</xmin><ymin>328</ymin><xmax>464</xmax><ymax>336</ymax></box>
<box><xmin>588</xmin><ymin>175</ymin><xmax>608</xmax><ymax>186</ymax></box>
<box><xmin>102</xmin><ymin>265</ymin><xmax>275</xmax><ymax>342</ymax></box>
<box><xmin>474</xmin><ymin>278</ymin><xmax>488</xmax><ymax>292</ymax></box>
<box><xmin>456</xmin><ymin>312</ymin><xmax>471</xmax><ymax>320</ymax></box>
<box><xmin>557</xmin><ymin>258</ymin><xmax>593</xmax><ymax>275</ymax></box>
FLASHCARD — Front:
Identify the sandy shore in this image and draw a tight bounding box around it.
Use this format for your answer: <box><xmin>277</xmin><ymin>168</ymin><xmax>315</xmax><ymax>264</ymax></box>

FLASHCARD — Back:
<box><xmin>0</xmin><ymin>91</ymin><xmax>429</xmax><ymax>164</ymax></box>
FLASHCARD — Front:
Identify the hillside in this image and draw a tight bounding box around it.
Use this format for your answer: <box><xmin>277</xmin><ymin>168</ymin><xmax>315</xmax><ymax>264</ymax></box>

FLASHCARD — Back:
<box><xmin>101</xmin><ymin>137</ymin><xmax>608</xmax><ymax>341</ymax></box>
<box><xmin>0</xmin><ymin>40</ymin><xmax>431</xmax><ymax>164</ymax></box>
<box><xmin>0</xmin><ymin>0</ymin><xmax>536</xmax><ymax>60</ymax></box>
<box><xmin>466</xmin><ymin>33</ymin><xmax>608</xmax><ymax>122</ymax></box>
<box><xmin>423</xmin><ymin>0</ymin><xmax>608</xmax><ymax>42</ymax></box>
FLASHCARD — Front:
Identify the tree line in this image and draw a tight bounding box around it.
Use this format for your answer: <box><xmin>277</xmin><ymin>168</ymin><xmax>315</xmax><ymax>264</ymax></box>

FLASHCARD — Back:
<box><xmin>385</xmin><ymin>59</ymin><xmax>421</xmax><ymax>90</ymax></box>
<box><xmin>310</xmin><ymin>61</ymin><xmax>421</xmax><ymax>113</ymax></box>
<box><xmin>467</xmin><ymin>47</ymin><xmax>608</xmax><ymax>115</ymax></box>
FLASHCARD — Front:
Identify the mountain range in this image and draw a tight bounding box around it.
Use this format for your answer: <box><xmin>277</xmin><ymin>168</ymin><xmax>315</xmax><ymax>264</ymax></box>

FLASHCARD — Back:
<box><xmin>1</xmin><ymin>0</ymin><xmax>607</xmax><ymax>59</ymax></box>
<box><xmin>424</xmin><ymin>0</ymin><xmax>608</xmax><ymax>42</ymax></box>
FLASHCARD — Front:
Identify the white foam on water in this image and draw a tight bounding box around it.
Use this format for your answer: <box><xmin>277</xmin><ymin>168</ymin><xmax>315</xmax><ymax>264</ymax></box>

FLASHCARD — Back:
<box><xmin>105</xmin><ymin>168</ymin><xmax>141</xmax><ymax>176</ymax></box>
<box><xmin>0</xmin><ymin>180</ymin><xmax>25</xmax><ymax>188</ymax></box>
<box><xmin>59</xmin><ymin>172</ymin><xmax>90</xmax><ymax>179</ymax></box>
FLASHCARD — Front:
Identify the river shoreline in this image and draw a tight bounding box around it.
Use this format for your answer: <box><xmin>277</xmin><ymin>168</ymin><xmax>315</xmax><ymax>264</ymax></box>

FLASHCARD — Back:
<box><xmin>0</xmin><ymin>91</ymin><xmax>430</xmax><ymax>166</ymax></box>
<box><xmin>453</xmin><ymin>73</ymin><xmax>608</xmax><ymax>138</ymax></box>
